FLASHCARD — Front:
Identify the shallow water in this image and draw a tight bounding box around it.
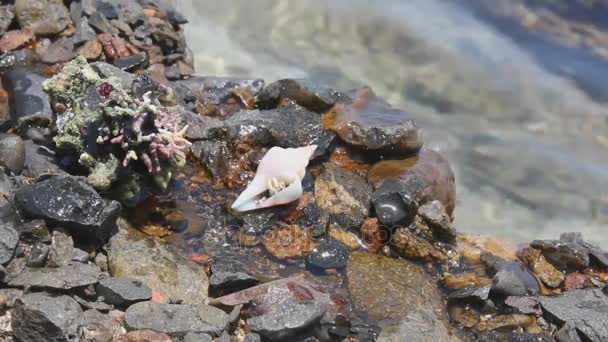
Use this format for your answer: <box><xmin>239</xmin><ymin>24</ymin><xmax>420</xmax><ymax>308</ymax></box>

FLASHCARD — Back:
<box><xmin>176</xmin><ymin>0</ymin><xmax>608</xmax><ymax>247</ymax></box>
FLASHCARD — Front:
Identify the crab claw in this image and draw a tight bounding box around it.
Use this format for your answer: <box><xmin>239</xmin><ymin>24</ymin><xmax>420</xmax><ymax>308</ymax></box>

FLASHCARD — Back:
<box><xmin>231</xmin><ymin>145</ymin><xmax>317</xmax><ymax>212</ymax></box>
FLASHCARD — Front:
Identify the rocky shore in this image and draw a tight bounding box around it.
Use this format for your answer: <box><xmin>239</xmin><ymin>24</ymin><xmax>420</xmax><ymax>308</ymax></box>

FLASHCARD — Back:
<box><xmin>0</xmin><ymin>1</ymin><xmax>607</xmax><ymax>341</ymax></box>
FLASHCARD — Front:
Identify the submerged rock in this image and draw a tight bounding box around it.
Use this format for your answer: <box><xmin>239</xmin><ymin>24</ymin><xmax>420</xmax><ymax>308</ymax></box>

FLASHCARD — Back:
<box><xmin>369</xmin><ymin>149</ymin><xmax>456</xmax><ymax>217</ymax></box>
<box><xmin>378</xmin><ymin>308</ymin><xmax>461</xmax><ymax>342</ymax></box>
<box><xmin>14</xmin><ymin>176</ymin><xmax>121</xmax><ymax>240</ymax></box>
<box><xmin>306</xmin><ymin>239</ymin><xmax>349</xmax><ymax>270</ymax></box>
<box><xmin>391</xmin><ymin>228</ymin><xmax>446</xmax><ymax>262</ymax></box>
<box><xmin>125</xmin><ymin>301</ymin><xmax>229</xmax><ymax>337</ymax></box>
<box><xmin>7</xmin><ymin>262</ymin><xmax>101</xmax><ymax>289</ymax></box>
<box><xmin>346</xmin><ymin>251</ymin><xmax>444</xmax><ymax>320</ymax></box>
<box><xmin>96</xmin><ymin>277</ymin><xmax>153</xmax><ymax>307</ymax></box>
<box><xmin>108</xmin><ymin>220</ymin><xmax>209</xmax><ymax>305</ymax></box>
<box><xmin>256</xmin><ymin>79</ymin><xmax>347</xmax><ymax>113</ymax></box>
<box><xmin>209</xmin><ymin>257</ymin><xmax>258</xmax><ymax>296</ymax></box>
<box><xmin>315</xmin><ymin>164</ymin><xmax>372</xmax><ymax>229</ymax></box>
<box><xmin>323</xmin><ymin>87</ymin><xmax>423</xmax><ymax>153</ymax></box>
<box><xmin>248</xmin><ymin>301</ymin><xmax>326</xmax><ymax>341</ymax></box>
<box><xmin>12</xmin><ymin>292</ymin><xmax>83</xmax><ymax>342</ymax></box>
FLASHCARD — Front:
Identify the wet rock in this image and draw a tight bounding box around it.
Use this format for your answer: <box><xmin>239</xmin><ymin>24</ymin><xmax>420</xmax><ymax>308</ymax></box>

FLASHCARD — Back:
<box><xmin>3</xmin><ymin>68</ymin><xmax>52</xmax><ymax>128</ymax></box>
<box><xmin>306</xmin><ymin>239</ymin><xmax>349</xmax><ymax>270</ymax></box>
<box><xmin>113</xmin><ymin>53</ymin><xmax>147</xmax><ymax>71</ymax></box>
<box><xmin>456</xmin><ymin>234</ymin><xmax>518</xmax><ymax>266</ymax></box>
<box><xmin>418</xmin><ymin>200</ymin><xmax>457</xmax><ymax>242</ymax></box>
<box><xmin>248</xmin><ymin>301</ymin><xmax>326</xmax><ymax>341</ymax></box>
<box><xmin>209</xmin><ymin>257</ymin><xmax>258</xmax><ymax>296</ymax></box>
<box><xmin>0</xmin><ymin>224</ymin><xmax>18</xmax><ymax>265</ymax></box>
<box><xmin>369</xmin><ymin>149</ymin><xmax>456</xmax><ymax>216</ymax></box>
<box><xmin>263</xmin><ymin>225</ymin><xmax>317</xmax><ymax>260</ymax></box>
<box><xmin>37</xmin><ymin>37</ymin><xmax>76</xmax><ymax>64</ymax></box>
<box><xmin>346</xmin><ymin>251</ymin><xmax>444</xmax><ymax>320</ymax></box>
<box><xmin>125</xmin><ymin>301</ymin><xmax>229</xmax><ymax>337</ymax></box>
<box><xmin>504</xmin><ymin>296</ymin><xmax>542</xmax><ymax>315</ymax></box>
<box><xmin>8</xmin><ymin>262</ymin><xmax>100</xmax><ymax>289</ymax></box>
<box><xmin>81</xmin><ymin>309</ymin><xmax>114</xmax><ymax>342</ymax></box>
<box><xmin>328</xmin><ymin>226</ymin><xmax>362</xmax><ymax>250</ymax></box>
<box><xmin>237</xmin><ymin>209</ymin><xmax>279</xmax><ymax>235</ymax></box>
<box><xmin>554</xmin><ymin>321</ymin><xmax>584</xmax><ymax>342</ymax></box>
<box><xmin>72</xmin><ymin>248</ymin><xmax>90</xmax><ymax>263</ymax></box>
<box><xmin>23</xmin><ymin>141</ymin><xmax>65</xmax><ymax>178</ymax></box>
<box><xmin>448</xmin><ymin>285</ymin><xmax>491</xmax><ymax>305</ymax></box>
<box><xmin>12</xmin><ymin>292</ymin><xmax>83</xmax><ymax>342</ymax></box>
<box><xmin>0</xmin><ymin>6</ymin><xmax>14</xmax><ymax>34</ymax></box>
<box><xmin>530</xmin><ymin>239</ymin><xmax>590</xmax><ymax>271</ymax></box>
<box><xmin>0</xmin><ymin>134</ymin><xmax>25</xmax><ymax>175</ymax></box>
<box><xmin>14</xmin><ymin>176</ymin><xmax>121</xmax><ymax>240</ymax></box>
<box><xmin>315</xmin><ymin>164</ymin><xmax>372</xmax><ymax>229</ymax></box>
<box><xmin>371</xmin><ymin>178</ymin><xmax>418</xmax><ymax>227</ymax></box>
<box><xmin>173</xmin><ymin>105</ymin><xmax>222</xmax><ymax>141</ymax></box>
<box><xmin>15</xmin><ymin>0</ymin><xmax>71</xmax><ymax>35</ymax></box>
<box><xmin>108</xmin><ymin>220</ymin><xmax>209</xmax><ymax>305</ymax></box>
<box><xmin>441</xmin><ymin>273</ymin><xmax>491</xmax><ymax>289</ymax></box>
<box><xmin>359</xmin><ymin>217</ymin><xmax>385</xmax><ymax>253</ymax></box>
<box><xmin>488</xmin><ymin>258</ymin><xmax>540</xmax><ymax>297</ymax></box>
<box><xmin>0</xmin><ymin>27</ymin><xmax>34</xmax><ymax>53</ymax></box>
<box><xmin>391</xmin><ymin>228</ymin><xmax>446</xmax><ymax>261</ymax></box>
<box><xmin>164</xmin><ymin>63</ymin><xmax>180</xmax><ymax>80</ymax></box>
<box><xmin>26</xmin><ymin>242</ymin><xmax>49</xmax><ymax>267</ymax></box>
<box><xmin>378</xmin><ymin>308</ymin><xmax>460</xmax><ymax>342</ymax></box>
<box><xmin>519</xmin><ymin>247</ymin><xmax>564</xmax><ymax>288</ymax></box>
<box><xmin>47</xmin><ymin>228</ymin><xmax>74</xmax><ymax>267</ymax></box>
<box><xmin>563</xmin><ymin>272</ymin><xmax>592</xmax><ymax>291</ymax></box>
<box><xmin>256</xmin><ymin>79</ymin><xmax>347</xmax><ymax>113</ymax></box>
<box><xmin>323</xmin><ymin>87</ymin><xmax>423</xmax><ymax>153</ymax></box>
<box><xmin>96</xmin><ymin>277</ymin><xmax>152</xmax><ymax>307</ymax></box>
<box><xmin>477</xmin><ymin>314</ymin><xmax>535</xmax><ymax>331</ymax></box>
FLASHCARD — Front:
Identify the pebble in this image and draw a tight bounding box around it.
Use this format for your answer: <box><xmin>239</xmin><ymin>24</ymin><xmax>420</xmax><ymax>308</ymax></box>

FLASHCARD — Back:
<box><xmin>519</xmin><ymin>247</ymin><xmax>564</xmax><ymax>288</ymax></box>
<box><xmin>96</xmin><ymin>277</ymin><xmax>153</xmax><ymax>307</ymax></box>
<box><xmin>0</xmin><ymin>134</ymin><xmax>25</xmax><ymax>175</ymax></box>
<box><xmin>183</xmin><ymin>332</ymin><xmax>212</xmax><ymax>342</ymax></box>
<box><xmin>26</xmin><ymin>242</ymin><xmax>49</xmax><ymax>267</ymax></box>
<box><xmin>47</xmin><ymin>228</ymin><xmax>74</xmax><ymax>267</ymax></box>
<box><xmin>72</xmin><ymin>248</ymin><xmax>90</xmax><ymax>263</ymax></box>
<box><xmin>82</xmin><ymin>309</ymin><xmax>114</xmax><ymax>342</ymax></box>
<box><xmin>306</xmin><ymin>239</ymin><xmax>349</xmax><ymax>270</ymax></box>
<box><xmin>248</xmin><ymin>301</ymin><xmax>326</xmax><ymax>341</ymax></box>
<box><xmin>417</xmin><ymin>200</ymin><xmax>457</xmax><ymax>242</ymax></box>
<box><xmin>0</xmin><ymin>224</ymin><xmax>18</xmax><ymax>265</ymax></box>
<box><xmin>209</xmin><ymin>257</ymin><xmax>258</xmax><ymax>296</ymax></box>
<box><xmin>488</xmin><ymin>258</ymin><xmax>540</xmax><ymax>297</ymax></box>
<box><xmin>124</xmin><ymin>330</ymin><xmax>172</xmax><ymax>342</ymax></box>
<box><xmin>256</xmin><ymin>78</ymin><xmax>345</xmax><ymax>113</ymax></box>
<box><xmin>530</xmin><ymin>239</ymin><xmax>590</xmax><ymax>271</ymax></box>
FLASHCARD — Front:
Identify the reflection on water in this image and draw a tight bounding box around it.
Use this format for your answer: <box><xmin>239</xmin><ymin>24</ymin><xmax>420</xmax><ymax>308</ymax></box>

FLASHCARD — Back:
<box><xmin>176</xmin><ymin>0</ymin><xmax>608</xmax><ymax>247</ymax></box>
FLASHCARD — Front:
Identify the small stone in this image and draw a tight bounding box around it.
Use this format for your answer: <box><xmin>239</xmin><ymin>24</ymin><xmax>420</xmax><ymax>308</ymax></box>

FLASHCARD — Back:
<box><xmin>448</xmin><ymin>285</ymin><xmax>492</xmax><ymax>305</ymax></box>
<box><xmin>110</xmin><ymin>19</ymin><xmax>133</xmax><ymax>36</ymax></box>
<box><xmin>8</xmin><ymin>262</ymin><xmax>101</xmax><ymax>289</ymax></box>
<box><xmin>91</xmin><ymin>61</ymin><xmax>135</xmax><ymax>88</ymax></box>
<box><xmin>73</xmin><ymin>18</ymin><xmax>97</xmax><ymax>45</ymax></box>
<box><xmin>73</xmin><ymin>295</ymin><xmax>112</xmax><ymax>313</ymax></box>
<box><xmin>3</xmin><ymin>69</ymin><xmax>52</xmax><ymax>129</ymax></box>
<box><xmin>16</xmin><ymin>221</ymin><xmax>50</xmax><ymax>245</ymax></box>
<box><xmin>47</xmin><ymin>228</ymin><xmax>74</xmax><ymax>268</ymax></box>
<box><xmin>256</xmin><ymin>79</ymin><xmax>346</xmax><ymax>113</ymax></box>
<box><xmin>72</xmin><ymin>248</ymin><xmax>90</xmax><ymax>263</ymax></box>
<box><xmin>441</xmin><ymin>273</ymin><xmax>492</xmax><ymax>289</ymax></box>
<box><xmin>94</xmin><ymin>252</ymin><xmax>109</xmax><ymax>272</ymax></box>
<box><xmin>477</xmin><ymin>314</ymin><xmax>535</xmax><ymax>331</ymax></box>
<box><xmin>23</xmin><ymin>141</ymin><xmax>65</xmax><ymax>179</ymax></box>
<box><xmin>164</xmin><ymin>63</ymin><xmax>181</xmax><ymax>80</ymax></box>
<box><xmin>248</xmin><ymin>301</ymin><xmax>326</xmax><ymax>341</ymax></box>
<box><xmin>12</xmin><ymin>292</ymin><xmax>83</xmax><ymax>342</ymax></box>
<box><xmin>89</xmin><ymin>12</ymin><xmax>119</xmax><ymax>34</ymax></box>
<box><xmin>183</xmin><ymin>332</ymin><xmax>213</xmax><ymax>342</ymax></box>
<box><xmin>0</xmin><ymin>224</ymin><xmax>18</xmax><ymax>265</ymax></box>
<box><xmin>26</xmin><ymin>242</ymin><xmax>49</xmax><ymax>267</ymax></box>
<box><xmin>377</xmin><ymin>308</ymin><xmax>457</xmax><ymax>342</ymax></box>
<box><xmin>263</xmin><ymin>225</ymin><xmax>316</xmax><ymax>260</ymax></box>
<box><xmin>15</xmin><ymin>0</ymin><xmax>71</xmax><ymax>35</ymax></box>
<box><xmin>244</xmin><ymin>333</ymin><xmax>262</xmax><ymax>342</ymax></box>
<box><xmin>125</xmin><ymin>301</ymin><xmax>229</xmax><ymax>337</ymax></box>
<box><xmin>519</xmin><ymin>247</ymin><xmax>564</xmax><ymax>288</ymax></box>
<box><xmin>96</xmin><ymin>277</ymin><xmax>152</xmax><ymax>307</ymax></box>
<box><xmin>328</xmin><ymin>226</ymin><xmax>361</xmax><ymax>250</ymax></box>
<box><xmin>0</xmin><ymin>288</ymin><xmax>23</xmax><ymax>308</ymax></box>
<box><xmin>306</xmin><ymin>239</ymin><xmax>349</xmax><ymax>270</ymax></box>
<box><xmin>37</xmin><ymin>37</ymin><xmax>76</xmax><ymax>64</ymax></box>
<box><xmin>391</xmin><ymin>228</ymin><xmax>446</xmax><ymax>262</ymax></box>
<box><xmin>209</xmin><ymin>257</ymin><xmax>258</xmax><ymax>296</ymax></box>
<box><xmin>0</xmin><ymin>27</ymin><xmax>34</xmax><ymax>53</ymax></box>
<box><xmin>0</xmin><ymin>134</ymin><xmax>25</xmax><ymax>175</ymax></box>
<box><xmin>360</xmin><ymin>218</ymin><xmax>385</xmax><ymax>253</ymax></box>
<box><xmin>530</xmin><ymin>239</ymin><xmax>591</xmax><ymax>271</ymax></box>
<box><xmin>417</xmin><ymin>201</ymin><xmax>457</xmax><ymax>242</ymax></box>
<box><xmin>488</xmin><ymin>258</ymin><xmax>540</xmax><ymax>297</ymax></box>
<box><xmin>314</xmin><ymin>164</ymin><xmax>372</xmax><ymax>229</ymax></box>
<box><xmin>177</xmin><ymin>60</ymin><xmax>194</xmax><ymax>77</ymax></box>
<box><xmin>504</xmin><ymin>296</ymin><xmax>542</xmax><ymax>315</ymax></box>
<box><xmin>82</xmin><ymin>309</ymin><xmax>114</xmax><ymax>342</ymax></box>
<box><xmin>96</xmin><ymin>0</ymin><xmax>119</xmax><ymax>19</ymax></box>
<box><xmin>564</xmin><ymin>272</ymin><xmax>592</xmax><ymax>290</ymax></box>
<box><xmin>124</xmin><ymin>330</ymin><xmax>172</xmax><ymax>342</ymax></box>
<box><xmin>0</xmin><ymin>6</ymin><xmax>14</xmax><ymax>34</ymax></box>
<box><xmin>113</xmin><ymin>53</ymin><xmax>147</xmax><ymax>71</ymax></box>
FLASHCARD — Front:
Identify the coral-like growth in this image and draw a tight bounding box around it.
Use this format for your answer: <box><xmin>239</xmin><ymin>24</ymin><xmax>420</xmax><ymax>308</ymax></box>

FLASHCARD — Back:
<box><xmin>43</xmin><ymin>56</ymin><xmax>191</xmax><ymax>201</ymax></box>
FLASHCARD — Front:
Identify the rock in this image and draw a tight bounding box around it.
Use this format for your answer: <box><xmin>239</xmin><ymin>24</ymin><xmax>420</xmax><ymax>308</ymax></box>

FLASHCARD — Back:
<box><xmin>368</xmin><ymin>149</ymin><xmax>456</xmax><ymax>217</ymax></box>
<box><xmin>370</xmin><ymin>179</ymin><xmax>417</xmax><ymax>227</ymax></box>
<box><xmin>96</xmin><ymin>0</ymin><xmax>118</xmax><ymax>19</ymax></box>
<box><xmin>0</xmin><ymin>134</ymin><xmax>25</xmax><ymax>175</ymax></box>
<box><xmin>477</xmin><ymin>314</ymin><xmax>535</xmax><ymax>331</ymax></box>
<box><xmin>113</xmin><ymin>53</ymin><xmax>147</xmax><ymax>71</ymax></box>
<box><xmin>346</xmin><ymin>251</ymin><xmax>444</xmax><ymax>320</ymax></box>
<box><xmin>89</xmin><ymin>12</ymin><xmax>119</xmax><ymax>34</ymax></box>
<box><xmin>0</xmin><ymin>6</ymin><xmax>14</xmax><ymax>34</ymax></box>
<box><xmin>37</xmin><ymin>37</ymin><xmax>76</xmax><ymax>64</ymax></box>
<box><xmin>504</xmin><ymin>296</ymin><xmax>542</xmax><ymax>315</ymax></box>
<box><xmin>173</xmin><ymin>105</ymin><xmax>222</xmax><ymax>141</ymax></box>
<box><xmin>0</xmin><ymin>288</ymin><xmax>23</xmax><ymax>308</ymax></box>
<box><xmin>209</xmin><ymin>257</ymin><xmax>258</xmax><ymax>296</ymax></box>
<box><xmin>256</xmin><ymin>79</ymin><xmax>347</xmax><ymax>113</ymax></box>
<box><xmin>14</xmin><ymin>176</ymin><xmax>121</xmax><ymax>240</ymax></box>
<box><xmin>77</xmin><ymin>38</ymin><xmax>103</xmax><ymax>60</ymax></box>
<box><xmin>178</xmin><ymin>76</ymin><xmax>264</xmax><ymax>102</ymax></box>
<box><xmin>243</xmin><ymin>333</ymin><xmax>262</xmax><ymax>342</ymax></box>
<box><xmin>3</xmin><ymin>68</ymin><xmax>52</xmax><ymax>128</ymax></box>
<box><xmin>263</xmin><ymin>225</ymin><xmax>317</xmax><ymax>260</ymax></box>
<box><xmin>314</xmin><ymin>164</ymin><xmax>372</xmax><ymax>229</ymax></box>
<box><xmin>530</xmin><ymin>239</ymin><xmax>590</xmax><ymax>271</ymax></box>
<box><xmin>23</xmin><ymin>141</ymin><xmax>65</xmax><ymax>178</ymax></box>
<box><xmin>417</xmin><ymin>201</ymin><xmax>457</xmax><ymax>242</ymax></box>
<box><xmin>391</xmin><ymin>228</ymin><xmax>446</xmax><ymax>261</ymax></box>
<box><xmin>26</xmin><ymin>242</ymin><xmax>49</xmax><ymax>267</ymax></box>
<box><xmin>8</xmin><ymin>262</ymin><xmax>100</xmax><ymax>289</ymax></box>
<box><xmin>554</xmin><ymin>321</ymin><xmax>584</xmax><ymax>342</ymax></box>
<box><xmin>306</xmin><ymin>239</ymin><xmax>349</xmax><ymax>270</ymax></box>
<box><xmin>81</xmin><ymin>309</ymin><xmax>114</xmax><ymax>342</ymax></box>
<box><xmin>12</xmin><ymin>292</ymin><xmax>83</xmax><ymax>342</ymax></box>
<box><xmin>0</xmin><ymin>224</ymin><xmax>18</xmax><ymax>265</ymax></box>
<box><xmin>0</xmin><ymin>27</ymin><xmax>34</xmax><ymax>53</ymax></box>
<box><xmin>323</xmin><ymin>87</ymin><xmax>423</xmax><ymax>153</ymax></box>
<box><xmin>108</xmin><ymin>219</ymin><xmax>209</xmax><ymax>305</ymax></box>
<box><xmin>96</xmin><ymin>277</ymin><xmax>152</xmax><ymax>307</ymax></box>
<box><xmin>248</xmin><ymin>301</ymin><xmax>326</xmax><ymax>341</ymax></box>
<box><xmin>124</xmin><ymin>301</ymin><xmax>229</xmax><ymax>337</ymax></box>
<box><xmin>47</xmin><ymin>228</ymin><xmax>74</xmax><ymax>267</ymax></box>
<box><xmin>441</xmin><ymin>273</ymin><xmax>491</xmax><ymax>289</ymax></box>
<box><xmin>183</xmin><ymin>332</ymin><xmax>212</xmax><ymax>342</ymax></box>
<box><xmin>15</xmin><ymin>0</ymin><xmax>71</xmax><ymax>35</ymax></box>
<box><xmin>72</xmin><ymin>248</ymin><xmax>90</xmax><ymax>263</ymax></box>
<box><xmin>124</xmin><ymin>329</ymin><xmax>172</xmax><ymax>342</ymax></box>
<box><xmin>328</xmin><ymin>226</ymin><xmax>362</xmax><ymax>250</ymax></box>
<box><xmin>359</xmin><ymin>218</ymin><xmax>385</xmax><ymax>253</ymax></box>
<box><xmin>564</xmin><ymin>272</ymin><xmax>592</xmax><ymax>291</ymax></box>
<box><xmin>91</xmin><ymin>62</ymin><xmax>135</xmax><ymax>89</ymax></box>
<box><xmin>456</xmin><ymin>234</ymin><xmax>518</xmax><ymax>266</ymax></box>
<box><xmin>378</xmin><ymin>308</ymin><xmax>460</xmax><ymax>342</ymax></box>
<box><xmin>519</xmin><ymin>247</ymin><xmax>564</xmax><ymax>288</ymax></box>
<box><xmin>448</xmin><ymin>285</ymin><xmax>492</xmax><ymax>305</ymax></box>
<box><xmin>73</xmin><ymin>18</ymin><xmax>97</xmax><ymax>45</ymax></box>
<box><xmin>488</xmin><ymin>258</ymin><xmax>540</xmax><ymax>297</ymax></box>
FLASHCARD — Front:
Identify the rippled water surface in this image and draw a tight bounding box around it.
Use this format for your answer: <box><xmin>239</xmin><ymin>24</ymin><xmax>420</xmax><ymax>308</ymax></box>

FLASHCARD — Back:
<box><xmin>176</xmin><ymin>0</ymin><xmax>608</xmax><ymax>247</ymax></box>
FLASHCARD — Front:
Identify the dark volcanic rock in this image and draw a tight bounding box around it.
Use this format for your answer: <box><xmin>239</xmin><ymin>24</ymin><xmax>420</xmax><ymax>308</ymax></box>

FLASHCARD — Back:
<box><xmin>323</xmin><ymin>87</ymin><xmax>423</xmax><ymax>153</ymax></box>
<box><xmin>96</xmin><ymin>277</ymin><xmax>152</xmax><ymax>307</ymax></box>
<box><xmin>306</xmin><ymin>239</ymin><xmax>349</xmax><ymax>270</ymax></box>
<box><xmin>256</xmin><ymin>79</ymin><xmax>347</xmax><ymax>113</ymax></box>
<box><xmin>173</xmin><ymin>105</ymin><xmax>222</xmax><ymax>141</ymax></box>
<box><xmin>8</xmin><ymin>262</ymin><xmax>100</xmax><ymax>289</ymax></box>
<box><xmin>0</xmin><ymin>224</ymin><xmax>18</xmax><ymax>265</ymax></box>
<box><xmin>14</xmin><ymin>176</ymin><xmax>121</xmax><ymax>240</ymax></box>
<box><xmin>538</xmin><ymin>289</ymin><xmax>608</xmax><ymax>342</ymax></box>
<box><xmin>113</xmin><ymin>53</ymin><xmax>147</xmax><ymax>71</ymax></box>
<box><xmin>16</xmin><ymin>220</ymin><xmax>51</xmax><ymax>244</ymax></box>
<box><xmin>371</xmin><ymin>178</ymin><xmax>418</xmax><ymax>227</ymax></box>
<box><xmin>15</xmin><ymin>0</ymin><xmax>71</xmax><ymax>35</ymax></box>
<box><xmin>0</xmin><ymin>6</ymin><xmax>14</xmax><ymax>34</ymax></box>
<box><xmin>210</xmin><ymin>257</ymin><xmax>258</xmax><ymax>296</ymax></box>
<box><xmin>26</xmin><ymin>242</ymin><xmax>49</xmax><ymax>267</ymax></box>
<box><xmin>47</xmin><ymin>228</ymin><xmax>74</xmax><ymax>267</ymax></box>
<box><xmin>125</xmin><ymin>301</ymin><xmax>229</xmax><ymax>337</ymax></box>
<box><xmin>315</xmin><ymin>164</ymin><xmax>372</xmax><ymax>229</ymax></box>
<box><xmin>487</xmin><ymin>258</ymin><xmax>539</xmax><ymax>297</ymax></box>
<box><xmin>247</xmin><ymin>301</ymin><xmax>326</xmax><ymax>341</ymax></box>
<box><xmin>23</xmin><ymin>141</ymin><xmax>65</xmax><ymax>178</ymax></box>
<box><xmin>0</xmin><ymin>134</ymin><xmax>25</xmax><ymax>174</ymax></box>
<box><xmin>4</xmin><ymin>68</ymin><xmax>52</xmax><ymax>128</ymax></box>
<box><xmin>12</xmin><ymin>292</ymin><xmax>83</xmax><ymax>342</ymax></box>
<box><xmin>530</xmin><ymin>239</ymin><xmax>590</xmax><ymax>271</ymax></box>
